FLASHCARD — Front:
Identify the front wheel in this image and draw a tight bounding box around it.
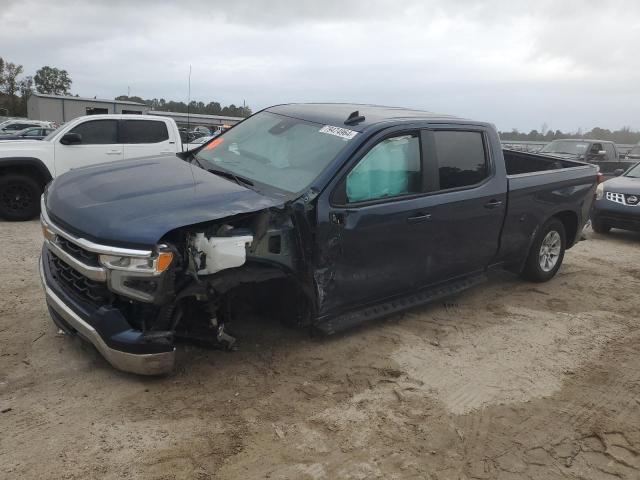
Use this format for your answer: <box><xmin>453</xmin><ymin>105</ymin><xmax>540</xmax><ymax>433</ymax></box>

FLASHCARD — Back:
<box><xmin>0</xmin><ymin>174</ymin><xmax>42</xmax><ymax>221</ymax></box>
<box><xmin>521</xmin><ymin>218</ymin><xmax>566</xmax><ymax>283</ymax></box>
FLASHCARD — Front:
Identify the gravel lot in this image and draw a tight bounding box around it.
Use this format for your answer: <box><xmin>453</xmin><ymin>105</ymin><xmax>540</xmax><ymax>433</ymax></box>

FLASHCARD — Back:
<box><xmin>1</xmin><ymin>219</ymin><xmax>639</xmax><ymax>479</ymax></box>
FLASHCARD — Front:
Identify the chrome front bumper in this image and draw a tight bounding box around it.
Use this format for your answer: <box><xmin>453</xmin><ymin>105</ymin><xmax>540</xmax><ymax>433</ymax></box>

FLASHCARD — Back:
<box><xmin>39</xmin><ymin>256</ymin><xmax>175</xmax><ymax>375</ymax></box>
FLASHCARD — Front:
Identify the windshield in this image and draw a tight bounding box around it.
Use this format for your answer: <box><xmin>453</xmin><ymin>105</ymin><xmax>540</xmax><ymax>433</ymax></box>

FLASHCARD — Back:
<box><xmin>195</xmin><ymin>111</ymin><xmax>357</xmax><ymax>193</ymax></box>
<box><xmin>541</xmin><ymin>141</ymin><xmax>589</xmax><ymax>155</ymax></box>
<box><xmin>625</xmin><ymin>163</ymin><xmax>640</xmax><ymax>178</ymax></box>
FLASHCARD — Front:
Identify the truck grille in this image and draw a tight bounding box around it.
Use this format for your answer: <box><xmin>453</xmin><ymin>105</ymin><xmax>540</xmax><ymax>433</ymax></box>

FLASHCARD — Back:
<box><xmin>48</xmin><ymin>251</ymin><xmax>112</xmax><ymax>305</ymax></box>
<box><xmin>55</xmin><ymin>236</ymin><xmax>100</xmax><ymax>266</ymax></box>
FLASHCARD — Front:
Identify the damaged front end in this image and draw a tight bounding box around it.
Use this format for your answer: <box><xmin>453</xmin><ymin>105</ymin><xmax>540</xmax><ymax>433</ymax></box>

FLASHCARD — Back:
<box><xmin>40</xmin><ymin>200</ymin><xmax>312</xmax><ymax>375</ymax></box>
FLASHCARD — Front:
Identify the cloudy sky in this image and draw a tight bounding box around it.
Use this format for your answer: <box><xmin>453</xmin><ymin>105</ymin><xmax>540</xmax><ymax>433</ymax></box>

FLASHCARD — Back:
<box><xmin>2</xmin><ymin>0</ymin><xmax>639</xmax><ymax>131</ymax></box>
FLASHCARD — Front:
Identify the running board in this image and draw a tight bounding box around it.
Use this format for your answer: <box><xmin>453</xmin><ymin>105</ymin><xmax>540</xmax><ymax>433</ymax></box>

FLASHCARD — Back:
<box><xmin>315</xmin><ymin>273</ymin><xmax>486</xmax><ymax>335</ymax></box>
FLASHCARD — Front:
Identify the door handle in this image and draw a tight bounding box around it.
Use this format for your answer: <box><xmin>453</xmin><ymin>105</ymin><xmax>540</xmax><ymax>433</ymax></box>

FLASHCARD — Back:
<box><xmin>484</xmin><ymin>199</ymin><xmax>503</xmax><ymax>209</ymax></box>
<box><xmin>106</xmin><ymin>150</ymin><xmax>121</xmax><ymax>155</ymax></box>
<box><xmin>407</xmin><ymin>213</ymin><xmax>432</xmax><ymax>223</ymax></box>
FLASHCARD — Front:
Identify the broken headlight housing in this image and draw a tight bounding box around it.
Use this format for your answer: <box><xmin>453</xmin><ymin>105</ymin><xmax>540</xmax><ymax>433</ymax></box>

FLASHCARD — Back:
<box><xmin>99</xmin><ymin>250</ymin><xmax>174</xmax><ymax>302</ymax></box>
<box><xmin>99</xmin><ymin>251</ymin><xmax>173</xmax><ymax>275</ymax></box>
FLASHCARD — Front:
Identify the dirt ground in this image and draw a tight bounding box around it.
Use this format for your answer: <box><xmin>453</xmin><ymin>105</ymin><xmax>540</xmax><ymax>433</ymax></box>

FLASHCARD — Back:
<box><xmin>1</xmin><ymin>219</ymin><xmax>639</xmax><ymax>480</ymax></box>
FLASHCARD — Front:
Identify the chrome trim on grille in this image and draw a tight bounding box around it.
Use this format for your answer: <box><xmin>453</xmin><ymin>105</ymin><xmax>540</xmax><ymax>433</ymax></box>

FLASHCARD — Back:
<box><xmin>40</xmin><ymin>256</ymin><xmax>175</xmax><ymax>375</ymax></box>
<box><xmin>605</xmin><ymin>191</ymin><xmax>640</xmax><ymax>206</ymax></box>
<box><xmin>46</xmin><ymin>239</ymin><xmax>107</xmax><ymax>282</ymax></box>
<box><xmin>40</xmin><ymin>196</ymin><xmax>152</xmax><ymax>258</ymax></box>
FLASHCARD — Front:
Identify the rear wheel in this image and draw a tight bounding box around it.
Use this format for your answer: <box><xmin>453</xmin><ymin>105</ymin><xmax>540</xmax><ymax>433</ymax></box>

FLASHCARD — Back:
<box><xmin>522</xmin><ymin>218</ymin><xmax>566</xmax><ymax>282</ymax></box>
<box><xmin>0</xmin><ymin>174</ymin><xmax>42</xmax><ymax>221</ymax></box>
<box><xmin>591</xmin><ymin>219</ymin><xmax>611</xmax><ymax>234</ymax></box>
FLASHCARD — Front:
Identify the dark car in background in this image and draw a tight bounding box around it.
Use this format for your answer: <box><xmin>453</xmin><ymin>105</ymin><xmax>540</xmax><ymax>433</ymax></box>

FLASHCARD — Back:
<box><xmin>541</xmin><ymin>139</ymin><xmax>634</xmax><ymax>175</ymax></box>
<box><xmin>625</xmin><ymin>144</ymin><xmax>640</xmax><ymax>162</ymax></box>
<box><xmin>0</xmin><ymin>126</ymin><xmax>55</xmax><ymax>141</ymax></box>
<box><xmin>591</xmin><ymin>162</ymin><xmax>640</xmax><ymax>233</ymax></box>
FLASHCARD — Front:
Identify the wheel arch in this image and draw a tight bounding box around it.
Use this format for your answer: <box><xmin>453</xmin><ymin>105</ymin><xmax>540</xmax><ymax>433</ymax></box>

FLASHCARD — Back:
<box><xmin>552</xmin><ymin>210</ymin><xmax>579</xmax><ymax>249</ymax></box>
<box><xmin>0</xmin><ymin>157</ymin><xmax>53</xmax><ymax>188</ymax></box>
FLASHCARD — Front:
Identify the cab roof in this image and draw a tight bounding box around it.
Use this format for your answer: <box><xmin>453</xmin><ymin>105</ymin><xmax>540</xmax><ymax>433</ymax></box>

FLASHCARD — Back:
<box><xmin>265</xmin><ymin>103</ymin><xmax>483</xmax><ymax>132</ymax></box>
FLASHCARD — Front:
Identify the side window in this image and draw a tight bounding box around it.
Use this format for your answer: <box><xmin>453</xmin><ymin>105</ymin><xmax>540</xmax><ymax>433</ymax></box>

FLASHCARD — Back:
<box><xmin>69</xmin><ymin>120</ymin><xmax>118</xmax><ymax>144</ymax></box>
<box><xmin>120</xmin><ymin>120</ymin><xmax>169</xmax><ymax>144</ymax></box>
<box><xmin>590</xmin><ymin>143</ymin><xmax>603</xmax><ymax>154</ymax></box>
<box><xmin>604</xmin><ymin>143</ymin><xmax>616</xmax><ymax>160</ymax></box>
<box><xmin>434</xmin><ymin>131</ymin><xmax>488</xmax><ymax>190</ymax></box>
<box><xmin>24</xmin><ymin>129</ymin><xmax>41</xmax><ymax>136</ymax></box>
<box><xmin>346</xmin><ymin>134</ymin><xmax>421</xmax><ymax>203</ymax></box>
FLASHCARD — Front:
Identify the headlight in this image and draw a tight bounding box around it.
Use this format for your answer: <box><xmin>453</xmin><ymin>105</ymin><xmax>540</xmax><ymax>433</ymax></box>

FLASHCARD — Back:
<box><xmin>99</xmin><ymin>251</ymin><xmax>173</xmax><ymax>275</ymax></box>
<box><xmin>41</xmin><ymin>224</ymin><xmax>56</xmax><ymax>242</ymax></box>
<box><xmin>595</xmin><ymin>183</ymin><xmax>604</xmax><ymax>200</ymax></box>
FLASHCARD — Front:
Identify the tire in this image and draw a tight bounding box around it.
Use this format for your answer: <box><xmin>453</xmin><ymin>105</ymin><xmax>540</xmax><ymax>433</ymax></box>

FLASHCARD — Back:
<box><xmin>0</xmin><ymin>174</ymin><xmax>42</xmax><ymax>221</ymax></box>
<box><xmin>521</xmin><ymin>218</ymin><xmax>566</xmax><ymax>283</ymax></box>
<box><xmin>591</xmin><ymin>219</ymin><xmax>611</xmax><ymax>234</ymax></box>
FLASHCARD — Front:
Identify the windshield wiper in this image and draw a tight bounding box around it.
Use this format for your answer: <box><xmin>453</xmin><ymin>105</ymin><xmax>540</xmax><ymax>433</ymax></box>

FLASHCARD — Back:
<box><xmin>207</xmin><ymin>168</ymin><xmax>254</xmax><ymax>187</ymax></box>
<box><xmin>191</xmin><ymin>155</ymin><xmax>254</xmax><ymax>187</ymax></box>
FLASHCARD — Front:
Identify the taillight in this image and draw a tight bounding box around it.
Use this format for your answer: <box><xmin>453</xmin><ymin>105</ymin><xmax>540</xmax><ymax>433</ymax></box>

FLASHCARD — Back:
<box><xmin>596</xmin><ymin>172</ymin><xmax>605</xmax><ymax>184</ymax></box>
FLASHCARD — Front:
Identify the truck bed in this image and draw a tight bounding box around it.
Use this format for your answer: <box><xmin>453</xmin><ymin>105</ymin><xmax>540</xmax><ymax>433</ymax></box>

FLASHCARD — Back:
<box><xmin>497</xmin><ymin>149</ymin><xmax>598</xmax><ymax>271</ymax></box>
<box><xmin>503</xmin><ymin>149</ymin><xmax>591</xmax><ymax>175</ymax></box>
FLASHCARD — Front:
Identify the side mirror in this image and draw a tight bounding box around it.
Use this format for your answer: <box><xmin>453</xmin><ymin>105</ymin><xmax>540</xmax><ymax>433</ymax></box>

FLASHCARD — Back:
<box><xmin>60</xmin><ymin>132</ymin><xmax>82</xmax><ymax>145</ymax></box>
<box><xmin>613</xmin><ymin>168</ymin><xmax>624</xmax><ymax>176</ymax></box>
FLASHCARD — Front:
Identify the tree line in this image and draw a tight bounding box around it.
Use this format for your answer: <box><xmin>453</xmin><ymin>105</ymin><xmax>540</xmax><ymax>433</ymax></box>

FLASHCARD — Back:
<box><xmin>115</xmin><ymin>96</ymin><xmax>251</xmax><ymax>118</ymax></box>
<box><xmin>500</xmin><ymin>125</ymin><xmax>640</xmax><ymax>145</ymax></box>
<box><xmin>0</xmin><ymin>56</ymin><xmax>251</xmax><ymax>120</ymax></box>
<box><xmin>0</xmin><ymin>57</ymin><xmax>72</xmax><ymax>117</ymax></box>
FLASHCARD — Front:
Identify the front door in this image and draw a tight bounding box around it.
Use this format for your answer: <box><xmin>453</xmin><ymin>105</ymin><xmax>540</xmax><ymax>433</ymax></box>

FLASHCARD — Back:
<box><xmin>318</xmin><ymin>131</ymin><xmax>434</xmax><ymax>314</ymax></box>
<box><xmin>54</xmin><ymin>118</ymin><xmax>123</xmax><ymax>175</ymax></box>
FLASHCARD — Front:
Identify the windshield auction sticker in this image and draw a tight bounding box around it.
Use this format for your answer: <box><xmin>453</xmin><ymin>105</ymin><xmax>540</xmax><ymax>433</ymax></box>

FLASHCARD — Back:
<box><xmin>319</xmin><ymin>125</ymin><xmax>359</xmax><ymax>140</ymax></box>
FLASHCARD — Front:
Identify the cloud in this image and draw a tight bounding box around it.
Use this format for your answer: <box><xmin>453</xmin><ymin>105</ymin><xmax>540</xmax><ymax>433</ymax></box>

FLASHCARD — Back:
<box><xmin>1</xmin><ymin>0</ymin><xmax>639</xmax><ymax>131</ymax></box>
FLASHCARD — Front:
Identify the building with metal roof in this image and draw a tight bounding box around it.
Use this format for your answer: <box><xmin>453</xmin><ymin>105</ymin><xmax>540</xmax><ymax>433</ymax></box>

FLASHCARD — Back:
<box><xmin>27</xmin><ymin>93</ymin><xmax>148</xmax><ymax>124</ymax></box>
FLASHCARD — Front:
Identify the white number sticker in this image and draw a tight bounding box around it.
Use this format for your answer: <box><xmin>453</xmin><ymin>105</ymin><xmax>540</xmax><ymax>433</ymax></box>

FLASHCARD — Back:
<box><xmin>319</xmin><ymin>125</ymin><xmax>359</xmax><ymax>140</ymax></box>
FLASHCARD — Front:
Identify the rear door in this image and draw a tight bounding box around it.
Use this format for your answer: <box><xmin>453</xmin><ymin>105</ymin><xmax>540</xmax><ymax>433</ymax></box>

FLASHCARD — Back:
<box><xmin>54</xmin><ymin>118</ymin><xmax>123</xmax><ymax>174</ymax></box>
<box><xmin>121</xmin><ymin>119</ymin><xmax>175</xmax><ymax>159</ymax></box>
<box><xmin>422</xmin><ymin>128</ymin><xmax>507</xmax><ymax>282</ymax></box>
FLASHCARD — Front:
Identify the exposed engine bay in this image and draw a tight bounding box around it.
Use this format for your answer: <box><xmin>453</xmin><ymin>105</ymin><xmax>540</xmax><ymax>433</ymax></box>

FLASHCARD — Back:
<box><xmin>127</xmin><ymin>207</ymin><xmax>313</xmax><ymax>352</ymax></box>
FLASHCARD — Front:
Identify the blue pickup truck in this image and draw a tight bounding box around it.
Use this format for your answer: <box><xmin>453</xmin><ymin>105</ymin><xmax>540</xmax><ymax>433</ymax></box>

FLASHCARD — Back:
<box><xmin>39</xmin><ymin>104</ymin><xmax>598</xmax><ymax>374</ymax></box>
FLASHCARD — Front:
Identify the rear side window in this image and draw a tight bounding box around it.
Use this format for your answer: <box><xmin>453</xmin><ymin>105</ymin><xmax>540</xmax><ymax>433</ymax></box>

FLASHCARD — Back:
<box><xmin>603</xmin><ymin>143</ymin><xmax>616</xmax><ymax>160</ymax></box>
<box><xmin>120</xmin><ymin>120</ymin><xmax>169</xmax><ymax>144</ymax></box>
<box><xmin>434</xmin><ymin>131</ymin><xmax>488</xmax><ymax>189</ymax></box>
<box><xmin>346</xmin><ymin>134</ymin><xmax>421</xmax><ymax>203</ymax></box>
<box><xmin>69</xmin><ymin>120</ymin><xmax>118</xmax><ymax>144</ymax></box>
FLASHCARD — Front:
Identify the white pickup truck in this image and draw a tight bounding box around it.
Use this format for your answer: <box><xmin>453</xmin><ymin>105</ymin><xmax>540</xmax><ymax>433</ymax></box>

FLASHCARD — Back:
<box><xmin>0</xmin><ymin>114</ymin><xmax>183</xmax><ymax>220</ymax></box>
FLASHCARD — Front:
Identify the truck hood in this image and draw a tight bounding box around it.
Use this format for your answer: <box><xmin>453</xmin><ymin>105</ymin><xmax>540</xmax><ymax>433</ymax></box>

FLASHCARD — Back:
<box><xmin>603</xmin><ymin>175</ymin><xmax>640</xmax><ymax>194</ymax></box>
<box><xmin>45</xmin><ymin>156</ymin><xmax>285</xmax><ymax>247</ymax></box>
